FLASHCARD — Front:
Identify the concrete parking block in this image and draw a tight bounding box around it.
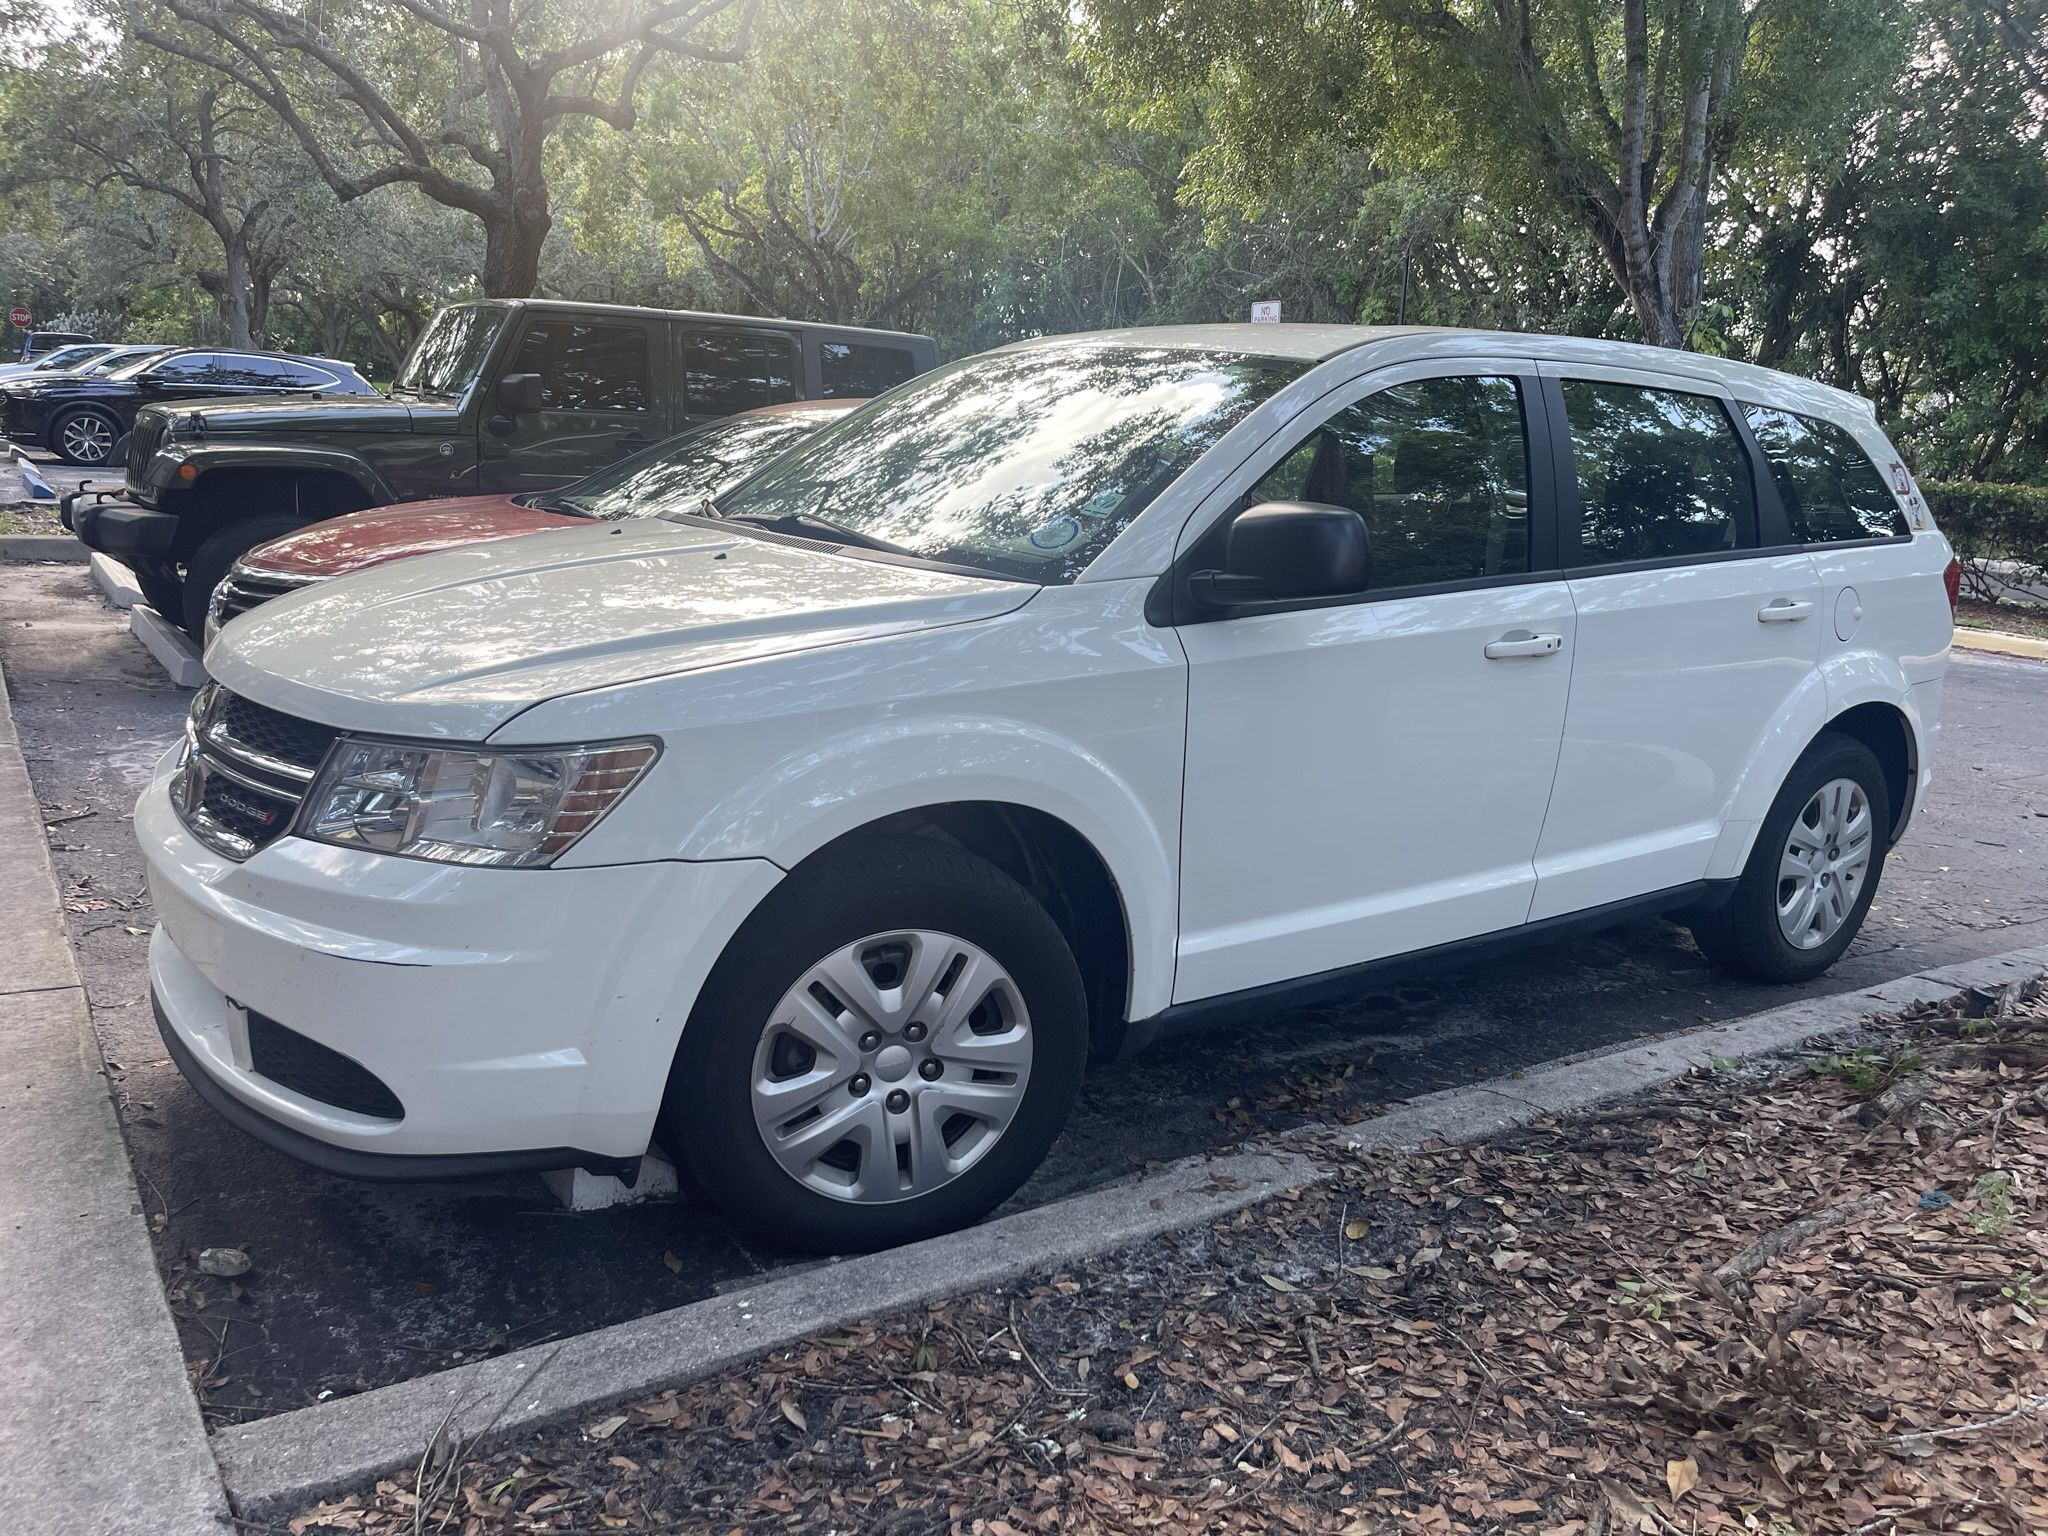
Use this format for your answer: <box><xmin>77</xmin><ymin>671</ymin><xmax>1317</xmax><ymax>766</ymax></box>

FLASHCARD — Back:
<box><xmin>0</xmin><ymin>663</ymin><xmax>230</xmax><ymax>1536</ymax></box>
<box><xmin>0</xmin><ymin>534</ymin><xmax>86</xmax><ymax>563</ymax></box>
<box><xmin>130</xmin><ymin>604</ymin><xmax>207</xmax><ymax>688</ymax></box>
<box><xmin>90</xmin><ymin>551</ymin><xmax>145</xmax><ymax>610</ymax></box>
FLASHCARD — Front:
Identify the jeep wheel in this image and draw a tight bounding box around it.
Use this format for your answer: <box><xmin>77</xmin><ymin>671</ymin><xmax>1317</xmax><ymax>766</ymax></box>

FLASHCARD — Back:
<box><xmin>180</xmin><ymin>514</ymin><xmax>305</xmax><ymax>641</ymax></box>
<box><xmin>50</xmin><ymin>406</ymin><xmax>121</xmax><ymax>466</ymax></box>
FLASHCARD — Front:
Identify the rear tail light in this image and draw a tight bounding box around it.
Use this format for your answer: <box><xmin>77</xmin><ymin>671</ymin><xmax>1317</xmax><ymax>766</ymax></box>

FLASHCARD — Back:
<box><xmin>1942</xmin><ymin>557</ymin><xmax>1962</xmax><ymax>620</ymax></box>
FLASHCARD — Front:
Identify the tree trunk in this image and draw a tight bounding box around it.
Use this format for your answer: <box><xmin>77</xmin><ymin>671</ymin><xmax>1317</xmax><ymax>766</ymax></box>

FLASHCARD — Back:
<box><xmin>219</xmin><ymin>236</ymin><xmax>254</xmax><ymax>348</ymax></box>
<box><xmin>478</xmin><ymin>161</ymin><xmax>553</xmax><ymax>298</ymax></box>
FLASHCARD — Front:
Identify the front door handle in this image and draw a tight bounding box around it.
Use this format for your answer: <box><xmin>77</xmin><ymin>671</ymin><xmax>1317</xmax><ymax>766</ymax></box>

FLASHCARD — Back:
<box><xmin>1758</xmin><ymin>599</ymin><xmax>1815</xmax><ymax>623</ymax></box>
<box><xmin>1483</xmin><ymin>631</ymin><xmax>1565</xmax><ymax>660</ymax></box>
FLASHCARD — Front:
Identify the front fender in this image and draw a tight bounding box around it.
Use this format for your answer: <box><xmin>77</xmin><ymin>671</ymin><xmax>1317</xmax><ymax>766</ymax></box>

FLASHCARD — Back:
<box><xmin>521</xmin><ymin>583</ymin><xmax>1189</xmax><ymax>1021</ymax></box>
<box><xmin>148</xmin><ymin>443</ymin><xmax>398</xmax><ymax>506</ymax></box>
<box><xmin>677</xmin><ymin>714</ymin><xmax>1180</xmax><ymax>1021</ymax></box>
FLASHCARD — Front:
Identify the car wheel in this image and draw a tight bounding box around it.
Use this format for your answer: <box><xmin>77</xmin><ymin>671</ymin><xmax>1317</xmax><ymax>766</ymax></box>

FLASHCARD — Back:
<box><xmin>180</xmin><ymin>514</ymin><xmax>305</xmax><ymax>641</ymax></box>
<box><xmin>1689</xmin><ymin>732</ymin><xmax>1892</xmax><ymax>984</ymax></box>
<box><xmin>49</xmin><ymin>406</ymin><xmax>121</xmax><ymax>466</ymax></box>
<box><xmin>663</xmin><ymin>837</ymin><xmax>1088</xmax><ymax>1254</ymax></box>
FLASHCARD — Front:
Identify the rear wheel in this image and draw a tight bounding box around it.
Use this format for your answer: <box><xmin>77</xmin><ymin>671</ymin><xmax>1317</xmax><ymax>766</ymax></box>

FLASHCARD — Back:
<box><xmin>1689</xmin><ymin>733</ymin><xmax>1891</xmax><ymax>983</ymax></box>
<box><xmin>663</xmin><ymin>838</ymin><xmax>1088</xmax><ymax>1253</ymax></box>
<box><xmin>179</xmin><ymin>513</ymin><xmax>305</xmax><ymax>641</ymax></box>
<box><xmin>49</xmin><ymin>406</ymin><xmax>120</xmax><ymax>466</ymax></box>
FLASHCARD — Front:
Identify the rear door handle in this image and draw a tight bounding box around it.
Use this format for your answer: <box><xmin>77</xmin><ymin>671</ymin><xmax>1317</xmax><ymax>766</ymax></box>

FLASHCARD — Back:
<box><xmin>1483</xmin><ymin>631</ymin><xmax>1565</xmax><ymax>660</ymax></box>
<box><xmin>1758</xmin><ymin>599</ymin><xmax>1815</xmax><ymax>623</ymax></box>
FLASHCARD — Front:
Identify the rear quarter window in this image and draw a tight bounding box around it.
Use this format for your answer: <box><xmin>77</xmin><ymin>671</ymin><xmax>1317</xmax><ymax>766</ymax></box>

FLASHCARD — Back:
<box><xmin>818</xmin><ymin>341</ymin><xmax>918</xmax><ymax>399</ymax></box>
<box><xmin>1742</xmin><ymin>406</ymin><xmax>1910</xmax><ymax>543</ymax></box>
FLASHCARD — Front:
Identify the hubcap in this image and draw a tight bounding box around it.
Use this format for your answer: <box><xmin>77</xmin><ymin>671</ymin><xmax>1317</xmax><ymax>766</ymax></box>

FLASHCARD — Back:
<box><xmin>749</xmin><ymin>930</ymin><xmax>1032</xmax><ymax>1203</ymax></box>
<box><xmin>1776</xmin><ymin>777</ymin><xmax>1873</xmax><ymax>950</ymax></box>
<box><xmin>60</xmin><ymin>415</ymin><xmax>113</xmax><ymax>463</ymax></box>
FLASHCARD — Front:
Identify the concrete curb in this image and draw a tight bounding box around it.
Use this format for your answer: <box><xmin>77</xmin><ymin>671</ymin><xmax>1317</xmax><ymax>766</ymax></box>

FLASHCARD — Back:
<box><xmin>218</xmin><ymin>1143</ymin><xmax>1322</xmax><ymax>1522</ymax></box>
<box><xmin>131</xmin><ymin>603</ymin><xmax>207</xmax><ymax>688</ymax></box>
<box><xmin>0</xmin><ymin>659</ymin><xmax>231</xmax><ymax>1533</ymax></box>
<box><xmin>0</xmin><ymin>533</ymin><xmax>85</xmax><ymax>563</ymax></box>
<box><xmin>220</xmin><ymin>940</ymin><xmax>2048</xmax><ymax>1525</ymax></box>
<box><xmin>90</xmin><ymin>550</ymin><xmax>144</xmax><ymax>610</ymax></box>
<box><xmin>1953</xmin><ymin>625</ymin><xmax>2048</xmax><ymax>661</ymax></box>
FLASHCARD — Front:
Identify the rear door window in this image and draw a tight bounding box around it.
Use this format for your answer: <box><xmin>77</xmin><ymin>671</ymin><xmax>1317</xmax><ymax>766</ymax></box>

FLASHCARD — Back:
<box><xmin>818</xmin><ymin>340</ymin><xmax>918</xmax><ymax>399</ymax></box>
<box><xmin>1559</xmin><ymin>381</ymin><xmax>1757</xmax><ymax>565</ymax></box>
<box><xmin>683</xmin><ymin>330</ymin><xmax>799</xmax><ymax>416</ymax></box>
<box><xmin>510</xmin><ymin>320</ymin><xmax>652</xmax><ymax>412</ymax></box>
<box><xmin>1244</xmin><ymin>374</ymin><xmax>1534</xmax><ymax>590</ymax></box>
<box><xmin>1743</xmin><ymin>406</ymin><xmax>1909</xmax><ymax>542</ymax></box>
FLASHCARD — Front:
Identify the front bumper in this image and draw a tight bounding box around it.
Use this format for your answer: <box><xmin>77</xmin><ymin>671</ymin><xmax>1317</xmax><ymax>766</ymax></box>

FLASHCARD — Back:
<box><xmin>72</xmin><ymin>494</ymin><xmax>177</xmax><ymax>559</ymax></box>
<box><xmin>138</xmin><ymin>753</ymin><xmax>782</xmax><ymax>1170</ymax></box>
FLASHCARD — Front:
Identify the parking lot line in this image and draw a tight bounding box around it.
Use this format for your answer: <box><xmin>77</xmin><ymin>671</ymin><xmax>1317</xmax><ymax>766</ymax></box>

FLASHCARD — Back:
<box><xmin>0</xmin><ymin>658</ymin><xmax>230</xmax><ymax>1536</ymax></box>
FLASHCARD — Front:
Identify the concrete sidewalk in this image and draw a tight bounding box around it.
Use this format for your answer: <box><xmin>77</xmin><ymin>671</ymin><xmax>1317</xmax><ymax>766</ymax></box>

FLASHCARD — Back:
<box><xmin>0</xmin><ymin>662</ymin><xmax>228</xmax><ymax>1534</ymax></box>
<box><xmin>1953</xmin><ymin>624</ymin><xmax>2048</xmax><ymax>660</ymax></box>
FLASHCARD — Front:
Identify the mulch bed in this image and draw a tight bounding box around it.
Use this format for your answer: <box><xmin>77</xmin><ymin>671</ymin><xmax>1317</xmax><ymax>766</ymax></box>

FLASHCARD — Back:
<box><xmin>286</xmin><ymin>977</ymin><xmax>2048</xmax><ymax>1536</ymax></box>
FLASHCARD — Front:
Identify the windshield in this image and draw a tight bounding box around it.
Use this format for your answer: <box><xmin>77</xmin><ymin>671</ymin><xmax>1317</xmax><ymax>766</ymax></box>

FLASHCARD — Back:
<box><xmin>393</xmin><ymin>305</ymin><xmax>504</xmax><ymax>399</ymax></box>
<box><xmin>559</xmin><ymin>412</ymin><xmax>839</xmax><ymax>519</ymax></box>
<box><xmin>32</xmin><ymin>345</ymin><xmax>107</xmax><ymax>371</ymax></box>
<box><xmin>716</xmin><ymin>343</ymin><xmax>1306</xmax><ymax>583</ymax></box>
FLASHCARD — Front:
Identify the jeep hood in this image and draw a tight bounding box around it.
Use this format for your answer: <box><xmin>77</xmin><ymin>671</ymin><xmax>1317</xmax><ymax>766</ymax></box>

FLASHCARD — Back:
<box><xmin>152</xmin><ymin>394</ymin><xmax>436</xmax><ymax>435</ymax></box>
<box><xmin>237</xmin><ymin>496</ymin><xmax>575</xmax><ymax>577</ymax></box>
<box><xmin>207</xmin><ymin>519</ymin><xmax>1035</xmax><ymax>740</ymax></box>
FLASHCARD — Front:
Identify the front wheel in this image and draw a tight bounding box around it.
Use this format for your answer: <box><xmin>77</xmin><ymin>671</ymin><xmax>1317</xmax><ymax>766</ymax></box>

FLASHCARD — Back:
<box><xmin>664</xmin><ymin>839</ymin><xmax>1088</xmax><ymax>1253</ymax></box>
<box><xmin>1689</xmin><ymin>733</ymin><xmax>1892</xmax><ymax>983</ymax></box>
<box><xmin>179</xmin><ymin>513</ymin><xmax>305</xmax><ymax>641</ymax></box>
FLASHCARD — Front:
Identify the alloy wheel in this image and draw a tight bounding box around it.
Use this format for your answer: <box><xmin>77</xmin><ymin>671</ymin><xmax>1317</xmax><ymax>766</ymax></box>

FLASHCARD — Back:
<box><xmin>59</xmin><ymin>413</ymin><xmax>114</xmax><ymax>464</ymax></box>
<box><xmin>750</xmin><ymin>929</ymin><xmax>1033</xmax><ymax>1203</ymax></box>
<box><xmin>1776</xmin><ymin>776</ymin><xmax>1873</xmax><ymax>949</ymax></box>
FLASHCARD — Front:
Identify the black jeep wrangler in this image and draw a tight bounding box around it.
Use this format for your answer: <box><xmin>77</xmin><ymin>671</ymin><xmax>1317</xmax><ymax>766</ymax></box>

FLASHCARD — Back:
<box><xmin>71</xmin><ymin>300</ymin><xmax>936</xmax><ymax>637</ymax></box>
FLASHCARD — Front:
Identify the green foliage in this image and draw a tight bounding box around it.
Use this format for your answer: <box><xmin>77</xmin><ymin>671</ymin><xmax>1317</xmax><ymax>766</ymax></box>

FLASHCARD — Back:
<box><xmin>1817</xmin><ymin>1046</ymin><xmax>1922</xmax><ymax>1095</ymax></box>
<box><xmin>1968</xmin><ymin>1173</ymin><xmax>2015</xmax><ymax>1239</ymax></box>
<box><xmin>1923</xmin><ymin>480</ymin><xmax>2048</xmax><ymax>598</ymax></box>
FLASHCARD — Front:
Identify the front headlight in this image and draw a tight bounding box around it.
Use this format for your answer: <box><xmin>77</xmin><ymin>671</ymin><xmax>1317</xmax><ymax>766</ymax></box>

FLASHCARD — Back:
<box><xmin>298</xmin><ymin>736</ymin><xmax>659</xmax><ymax>867</ymax></box>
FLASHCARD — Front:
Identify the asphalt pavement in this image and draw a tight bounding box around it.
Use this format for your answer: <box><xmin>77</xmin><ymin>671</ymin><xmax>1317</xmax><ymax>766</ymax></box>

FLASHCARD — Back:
<box><xmin>3</xmin><ymin>557</ymin><xmax>2044</xmax><ymax>1427</ymax></box>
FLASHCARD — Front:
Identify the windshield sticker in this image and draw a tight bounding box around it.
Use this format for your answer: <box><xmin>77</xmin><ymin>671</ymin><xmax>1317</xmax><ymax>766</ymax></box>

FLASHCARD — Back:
<box><xmin>1027</xmin><ymin>515</ymin><xmax>1083</xmax><ymax>551</ymax></box>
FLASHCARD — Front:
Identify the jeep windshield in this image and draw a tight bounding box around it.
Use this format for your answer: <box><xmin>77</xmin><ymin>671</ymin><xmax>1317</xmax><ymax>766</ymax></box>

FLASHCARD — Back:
<box><xmin>391</xmin><ymin>305</ymin><xmax>503</xmax><ymax>400</ymax></box>
<box><xmin>541</xmin><ymin>412</ymin><xmax>830</xmax><ymax>520</ymax></box>
<box><xmin>710</xmin><ymin>342</ymin><xmax>1305</xmax><ymax>584</ymax></box>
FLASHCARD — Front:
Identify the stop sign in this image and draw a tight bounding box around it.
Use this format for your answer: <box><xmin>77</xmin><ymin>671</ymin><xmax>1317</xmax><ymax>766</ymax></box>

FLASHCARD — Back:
<box><xmin>8</xmin><ymin>307</ymin><xmax>30</xmax><ymax>328</ymax></box>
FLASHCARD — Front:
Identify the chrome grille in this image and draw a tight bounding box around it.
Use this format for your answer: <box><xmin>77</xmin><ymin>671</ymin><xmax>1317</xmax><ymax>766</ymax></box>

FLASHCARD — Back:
<box><xmin>206</xmin><ymin>566</ymin><xmax>322</xmax><ymax>643</ymax></box>
<box><xmin>172</xmin><ymin>684</ymin><xmax>341</xmax><ymax>861</ymax></box>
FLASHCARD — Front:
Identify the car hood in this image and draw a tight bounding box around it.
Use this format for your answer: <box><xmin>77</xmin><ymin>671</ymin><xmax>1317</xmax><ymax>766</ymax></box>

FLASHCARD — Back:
<box><xmin>146</xmin><ymin>393</ymin><xmax>415</xmax><ymax>434</ymax></box>
<box><xmin>238</xmin><ymin>496</ymin><xmax>579</xmax><ymax>577</ymax></box>
<box><xmin>208</xmin><ymin>519</ymin><xmax>1036</xmax><ymax>741</ymax></box>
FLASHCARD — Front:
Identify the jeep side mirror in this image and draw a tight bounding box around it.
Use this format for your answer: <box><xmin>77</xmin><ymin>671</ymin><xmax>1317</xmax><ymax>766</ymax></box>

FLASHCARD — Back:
<box><xmin>1189</xmin><ymin>501</ymin><xmax>1372</xmax><ymax>608</ymax></box>
<box><xmin>496</xmin><ymin>372</ymin><xmax>545</xmax><ymax>415</ymax></box>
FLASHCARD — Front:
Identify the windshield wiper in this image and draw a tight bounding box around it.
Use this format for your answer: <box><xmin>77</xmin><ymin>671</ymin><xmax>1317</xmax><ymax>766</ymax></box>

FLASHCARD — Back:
<box><xmin>717</xmin><ymin>507</ymin><xmax>919</xmax><ymax>559</ymax></box>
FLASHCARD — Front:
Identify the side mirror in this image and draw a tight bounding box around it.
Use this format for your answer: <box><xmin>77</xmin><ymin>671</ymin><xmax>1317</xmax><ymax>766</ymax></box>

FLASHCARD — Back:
<box><xmin>1190</xmin><ymin>500</ymin><xmax>1372</xmax><ymax>608</ymax></box>
<box><xmin>495</xmin><ymin>372</ymin><xmax>545</xmax><ymax>415</ymax></box>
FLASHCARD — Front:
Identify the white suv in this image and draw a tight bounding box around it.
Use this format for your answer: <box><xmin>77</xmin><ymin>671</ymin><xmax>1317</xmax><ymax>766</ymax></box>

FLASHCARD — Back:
<box><xmin>140</xmin><ymin>326</ymin><xmax>1957</xmax><ymax>1251</ymax></box>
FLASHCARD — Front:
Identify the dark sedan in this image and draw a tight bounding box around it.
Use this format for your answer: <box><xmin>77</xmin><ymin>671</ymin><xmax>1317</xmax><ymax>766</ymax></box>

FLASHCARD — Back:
<box><xmin>2</xmin><ymin>346</ymin><xmax>373</xmax><ymax>465</ymax></box>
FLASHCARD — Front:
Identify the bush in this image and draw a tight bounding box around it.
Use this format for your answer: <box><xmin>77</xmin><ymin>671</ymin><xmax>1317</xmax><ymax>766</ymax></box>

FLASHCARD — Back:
<box><xmin>1922</xmin><ymin>480</ymin><xmax>2048</xmax><ymax>603</ymax></box>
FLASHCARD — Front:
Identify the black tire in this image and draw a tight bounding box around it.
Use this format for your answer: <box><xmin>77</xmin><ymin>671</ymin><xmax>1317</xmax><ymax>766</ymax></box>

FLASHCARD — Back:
<box><xmin>48</xmin><ymin>405</ymin><xmax>122</xmax><ymax>466</ymax></box>
<box><xmin>179</xmin><ymin>513</ymin><xmax>305</xmax><ymax>641</ymax></box>
<box><xmin>1689</xmin><ymin>732</ymin><xmax>1892</xmax><ymax>984</ymax></box>
<box><xmin>663</xmin><ymin>837</ymin><xmax>1088</xmax><ymax>1254</ymax></box>
<box><xmin>130</xmin><ymin>559</ymin><xmax>184</xmax><ymax>620</ymax></box>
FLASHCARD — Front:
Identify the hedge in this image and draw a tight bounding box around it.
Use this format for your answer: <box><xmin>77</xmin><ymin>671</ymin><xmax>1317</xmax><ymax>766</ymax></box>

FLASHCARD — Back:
<box><xmin>1921</xmin><ymin>479</ymin><xmax>2048</xmax><ymax>604</ymax></box>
